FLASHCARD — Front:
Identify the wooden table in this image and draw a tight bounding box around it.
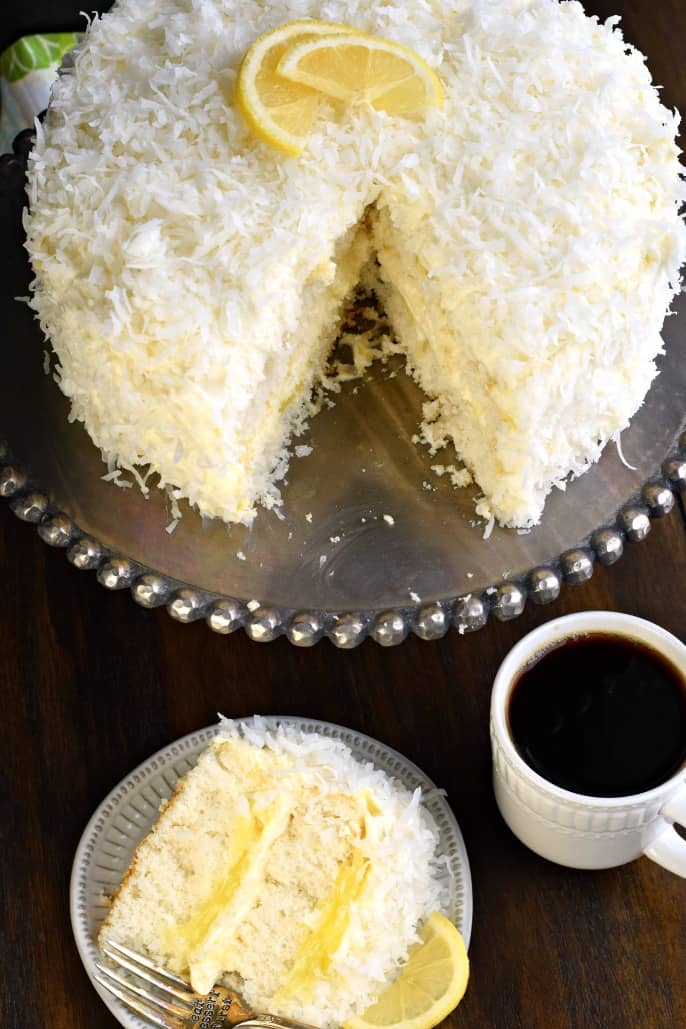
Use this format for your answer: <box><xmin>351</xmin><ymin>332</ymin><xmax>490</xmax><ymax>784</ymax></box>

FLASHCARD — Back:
<box><xmin>1</xmin><ymin>2</ymin><xmax>685</xmax><ymax>1027</ymax></box>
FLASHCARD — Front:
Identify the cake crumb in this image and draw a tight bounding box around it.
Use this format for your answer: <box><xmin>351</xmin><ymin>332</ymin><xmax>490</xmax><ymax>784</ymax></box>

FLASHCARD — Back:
<box><xmin>305</xmin><ymin>512</ymin><xmax>312</xmax><ymax>523</ymax></box>
<box><xmin>409</xmin><ymin>590</ymin><xmax>421</xmax><ymax>603</ymax></box>
<box><xmin>431</xmin><ymin>463</ymin><xmax>472</xmax><ymax>488</ymax></box>
<box><xmin>247</xmin><ymin>599</ymin><xmax>260</xmax><ymax>612</ymax></box>
<box><xmin>383</xmin><ymin>514</ymin><xmax>395</xmax><ymax>526</ymax></box>
<box><xmin>329</xmin><ymin>535</ymin><xmax>341</xmax><ymax>544</ymax></box>
<box><xmin>451</xmin><ymin>467</ymin><xmax>473</xmax><ymax>488</ymax></box>
<box><xmin>295</xmin><ymin>445</ymin><xmax>312</xmax><ymax>458</ymax></box>
<box><xmin>319</xmin><ymin>555</ymin><xmax>327</xmax><ymax>568</ymax></box>
<box><xmin>236</xmin><ymin>551</ymin><xmax>246</xmax><ymax>561</ymax></box>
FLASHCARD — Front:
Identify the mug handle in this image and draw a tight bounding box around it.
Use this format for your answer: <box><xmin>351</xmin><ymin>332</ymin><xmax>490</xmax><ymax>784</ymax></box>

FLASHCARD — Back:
<box><xmin>644</xmin><ymin>786</ymin><xmax>686</xmax><ymax>877</ymax></box>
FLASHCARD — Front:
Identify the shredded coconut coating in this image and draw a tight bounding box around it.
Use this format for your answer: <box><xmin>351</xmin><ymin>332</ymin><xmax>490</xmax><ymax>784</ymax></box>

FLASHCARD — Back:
<box><xmin>24</xmin><ymin>0</ymin><xmax>686</xmax><ymax>527</ymax></box>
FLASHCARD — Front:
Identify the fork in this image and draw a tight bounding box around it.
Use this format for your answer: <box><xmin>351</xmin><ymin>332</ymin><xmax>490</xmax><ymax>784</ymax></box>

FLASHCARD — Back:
<box><xmin>95</xmin><ymin>939</ymin><xmax>318</xmax><ymax>1029</ymax></box>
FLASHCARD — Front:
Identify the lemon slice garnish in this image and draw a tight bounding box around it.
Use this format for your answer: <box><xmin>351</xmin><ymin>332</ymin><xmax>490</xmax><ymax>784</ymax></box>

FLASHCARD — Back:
<box><xmin>278</xmin><ymin>32</ymin><xmax>444</xmax><ymax>114</ymax></box>
<box><xmin>344</xmin><ymin>912</ymin><xmax>469</xmax><ymax>1029</ymax></box>
<box><xmin>236</xmin><ymin>21</ymin><xmax>443</xmax><ymax>156</ymax></box>
<box><xmin>235</xmin><ymin>20</ymin><xmax>356</xmax><ymax>156</ymax></box>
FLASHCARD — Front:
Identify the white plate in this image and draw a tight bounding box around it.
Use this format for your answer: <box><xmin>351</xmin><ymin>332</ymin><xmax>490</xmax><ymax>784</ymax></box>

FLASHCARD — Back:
<box><xmin>70</xmin><ymin>716</ymin><xmax>474</xmax><ymax>1029</ymax></box>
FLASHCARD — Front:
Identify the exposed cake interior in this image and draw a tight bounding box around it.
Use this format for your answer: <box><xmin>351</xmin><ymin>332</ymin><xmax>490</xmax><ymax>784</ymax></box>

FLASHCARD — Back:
<box><xmin>99</xmin><ymin>720</ymin><xmax>445</xmax><ymax>1026</ymax></box>
<box><xmin>212</xmin><ymin>219</ymin><xmax>373</xmax><ymax>521</ymax></box>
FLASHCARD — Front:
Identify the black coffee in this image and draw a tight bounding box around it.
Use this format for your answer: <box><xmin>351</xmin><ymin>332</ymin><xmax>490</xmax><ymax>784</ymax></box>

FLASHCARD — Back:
<box><xmin>508</xmin><ymin>633</ymin><xmax>686</xmax><ymax>797</ymax></box>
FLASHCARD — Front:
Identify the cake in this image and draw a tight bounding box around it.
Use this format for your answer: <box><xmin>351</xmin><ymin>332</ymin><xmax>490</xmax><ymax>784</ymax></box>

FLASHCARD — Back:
<box><xmin>98</xmin><ymin>719</ymin><xmax>447</xmax><ymax>1026</ymax></box>
<box><xmin>24</xmin><ymin>0</ymin><xmax>686</xmax><ymax>528</ymax></box>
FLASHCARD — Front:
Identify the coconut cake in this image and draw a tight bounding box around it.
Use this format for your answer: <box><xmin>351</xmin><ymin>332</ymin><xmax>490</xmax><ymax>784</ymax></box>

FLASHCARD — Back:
<box><xmin>23</xmin><ymin>0</ymin><xmax>686</xmax><ymax>528</ymax></box>
<box><xmin>98</xmin><ymin>719</ymin><xmax>446</xmax><ymax>1026</ymax></box>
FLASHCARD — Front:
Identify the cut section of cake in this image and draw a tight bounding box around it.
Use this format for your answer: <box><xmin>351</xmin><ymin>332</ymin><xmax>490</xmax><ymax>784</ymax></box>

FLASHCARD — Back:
<box><xmin>23</xmin><ymin>0</ymin><xmax>686</xmax><ymax>529</ymax></box>
<box><xmin>99</xmin><ymin>720</ymin><xmax>447</xmax><ymax>1026</ymax></box>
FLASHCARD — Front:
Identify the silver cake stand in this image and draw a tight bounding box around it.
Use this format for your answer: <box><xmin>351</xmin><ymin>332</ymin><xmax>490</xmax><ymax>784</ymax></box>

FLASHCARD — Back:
<box><xmin>2</xmin><ymin>131</ymin><xmax>685</xmax><ymax>647</ymax></box>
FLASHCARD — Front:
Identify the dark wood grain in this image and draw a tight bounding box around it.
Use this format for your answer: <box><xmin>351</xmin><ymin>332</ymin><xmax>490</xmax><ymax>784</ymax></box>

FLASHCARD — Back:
<box><xmin>1</xmin><ymin>3</ymin><xmax>685</xmax><ymax>1028</ymax></box>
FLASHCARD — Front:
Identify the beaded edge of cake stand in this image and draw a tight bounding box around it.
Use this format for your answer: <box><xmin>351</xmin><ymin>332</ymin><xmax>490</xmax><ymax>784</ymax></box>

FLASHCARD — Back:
<box><xmin>1</xmin><ymin>436</ymin><xmax>684</xmax><ymax>646</ymax></box>
<box><xmin>2</xmin><ymin>134</ymin><xmax>685</xmax><ymax>646</ymax></box>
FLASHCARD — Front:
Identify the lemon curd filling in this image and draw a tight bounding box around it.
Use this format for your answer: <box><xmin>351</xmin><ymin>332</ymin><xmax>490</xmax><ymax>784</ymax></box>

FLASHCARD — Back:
<box><xmin>277</xmin><ymin>849</ymin><xmax>371</xmax><ymax>1004</ymax></box>
<box><xmin>164</xmin><ymin>796</ymin><xmax>293</xmax><ymax>994</ymax></box>
<box><xmin>165</xmin><ymin>790</ymin><xmax>375</xmax><ymax>999</ymax></box>
<box><xmin>162</xmin><ymin>811</ymin><xmax>259</xmax><ymax>958</ymax></box>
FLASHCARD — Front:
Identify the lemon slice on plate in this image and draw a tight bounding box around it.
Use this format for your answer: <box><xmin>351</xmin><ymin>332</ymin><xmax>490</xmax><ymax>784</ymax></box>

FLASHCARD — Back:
<box><xmin>236</xmin><ymin>19</ymin><xmax>355</xmax><ymax>156</ymax></box>
<box><xmin>278</xmin><ymin>32</ymin><xmax>444</xmax><ymax>114</ymax></box>
<box><xmin>344</xmin><ymin>912</ymin><xmax>469</xmax><ymax>1029</ymax></box>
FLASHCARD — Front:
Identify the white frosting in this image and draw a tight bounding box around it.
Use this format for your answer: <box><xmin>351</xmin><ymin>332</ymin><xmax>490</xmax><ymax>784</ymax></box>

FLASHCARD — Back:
<box><xmin>24</xmin><ymin>0</ymin><xmax>686</xmax><ymax>526</ymax></box>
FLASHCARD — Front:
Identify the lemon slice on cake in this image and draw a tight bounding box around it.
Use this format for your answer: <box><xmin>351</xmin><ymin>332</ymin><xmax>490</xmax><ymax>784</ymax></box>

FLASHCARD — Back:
<box><xmin>344</xmin><ymin>912</ymin><xmax>469</xmax><ymax>1029</ymax></box>
<box><xmin>278</xmin><ymin>33</ymin><xmax>444</xmax><ymax>114</ymax></box>
<box><xmin>236</xmin><ymin>21</ymin><xmax>443</xmax><ymax>155</ymax></box>
<box><xmin>236</xmin><ymin>20</ymin><xmax>355</xmax><ymax>156</ymax></box>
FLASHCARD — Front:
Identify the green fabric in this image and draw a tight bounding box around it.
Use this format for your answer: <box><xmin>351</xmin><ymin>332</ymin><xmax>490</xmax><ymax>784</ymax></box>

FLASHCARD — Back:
<box><xmin>0</xmin><ymin>32</ymin><xmax>80</xmax><ymax>83</ymax></box>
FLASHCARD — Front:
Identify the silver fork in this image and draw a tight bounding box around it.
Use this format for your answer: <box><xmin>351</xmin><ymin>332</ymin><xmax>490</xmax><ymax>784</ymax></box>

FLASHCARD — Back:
<box><xmin>95</xmin><ymin>939</ymin><xmax>318</xmax><ymax>1029</ymax></box>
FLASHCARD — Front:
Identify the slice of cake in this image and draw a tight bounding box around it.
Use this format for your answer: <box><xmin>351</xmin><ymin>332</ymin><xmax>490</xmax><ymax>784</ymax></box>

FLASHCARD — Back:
<box><xmin>99</xmin><ymin>720</ymin><xmax>447</xmax><ymax>1026</ymax></box>
<box><xmin>24</xmin><ymin>0</ymin><xmax>686</xmax><ymax>528</ymax></box>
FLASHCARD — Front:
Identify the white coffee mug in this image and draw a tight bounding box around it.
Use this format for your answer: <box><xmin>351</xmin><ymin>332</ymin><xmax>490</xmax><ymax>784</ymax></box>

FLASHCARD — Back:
<box><xmin>490</xmin><ymin>611</ymin><xmax>686</xmax><ymax>875</ymax></box>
